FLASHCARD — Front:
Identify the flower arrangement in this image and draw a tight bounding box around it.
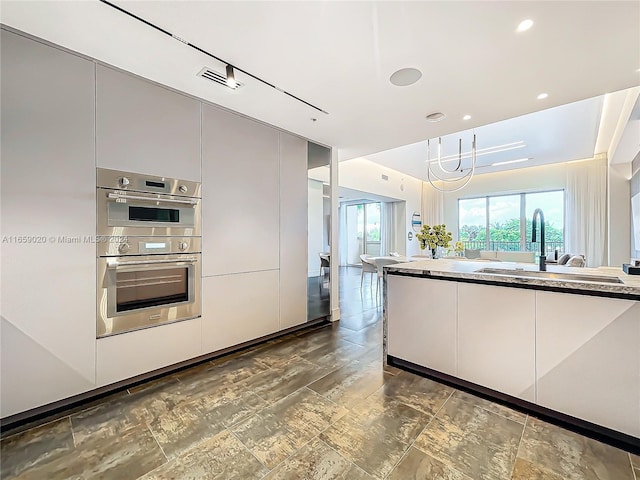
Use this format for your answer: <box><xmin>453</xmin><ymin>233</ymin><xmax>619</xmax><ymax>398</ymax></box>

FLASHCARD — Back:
<box><xmin>453</xmin><ymin>241</ymin><xmax>465</xmax><ymax>255</ymax></box>
<box><xmin>417</xmin><ymin>224</ymin><xmax>452</xmax><ymax>258</ymax></box>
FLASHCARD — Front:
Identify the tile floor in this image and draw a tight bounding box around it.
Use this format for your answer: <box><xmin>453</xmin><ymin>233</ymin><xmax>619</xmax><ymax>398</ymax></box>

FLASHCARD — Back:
<box><xmin>1</xmin><ymin>266</ymin><xmax>637</xmax><ymax>479</ymax></box>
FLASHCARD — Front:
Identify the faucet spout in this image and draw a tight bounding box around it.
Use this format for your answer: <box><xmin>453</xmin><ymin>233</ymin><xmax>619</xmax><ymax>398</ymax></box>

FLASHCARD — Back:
<box><xmin>531</xmin><ymin>208</ymin><xmax>546</xmax><ymax>271</ymax></box>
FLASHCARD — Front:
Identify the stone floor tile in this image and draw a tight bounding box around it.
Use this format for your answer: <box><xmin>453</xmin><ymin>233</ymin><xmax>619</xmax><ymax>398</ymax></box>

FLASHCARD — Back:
<box><xmin>375</xmin><ymin>371</ymin><xmax>454</xmax><ymax>416</ymax></box>
<box><xmin>231</xmin><ymin>388</ymin><xmax>346</xmax><ymax>469</ymax></box>
<box><xmin>320</xmin><ymin>395</ymin><xmax>431</xmax><ymax>478</ymax></box>
<box><xmin>145</xmin><ymin>400</ymin><xmax>221</xmax><ymax>459</ymax></box>
<box><xmin>388</xmin><ymin>447</ymin><xmax>472</xmax><ymax>480</ymax></box>
<box><xmin>517</xmin><ymin>416</ymin><xmax>635</xmax><ymax>480</ymax></box>
<box><xmin>231</xmin><ymin>412</ymin><xmax>306</xmax><ymax>469</ymax></box>
<box><xmin>453</xmin><ymin>389</ymin><xmax>527</xmax><ymax>424</ymax></box>
<box><xmin>0</xmin><ymin>418</ymin><xmax>75</xmax><ymax>479</ymax></box>
<box><xmin>239</xmin><ymin>356</ymin><xmax>334</xmax><ymax>403</ymax></box>
<box><xmin>263</xmin><ymin>437</ymin><xmax>372</xmax><ymax>480</ymax></box>
<box><xmin>139</xmin><ymin>430</ymin><xmax>267</xmax><ymax>480</ymax></box>
<box><xmin>510</xmin><ymin>457</ymin><xmax>564</xmax><ymax>480</ymax></box>
<box><xmin>413</xmin><ymin>394</ymin><xmax>524</xmax><ymax>480</ymax></box>
<box><xmin>300</xmin><ymin>338</ymin><xmax>368</xmax><ymax>370</ymax></box>
<box><xmin>308</xmin><ymin>359</ymin><xmax>388</xmax><ymax>409</ymax></box>
<box><xmin>8</xmin><ymin>424</ymin><xmax>165</xmax><ymax>480</ymax></box>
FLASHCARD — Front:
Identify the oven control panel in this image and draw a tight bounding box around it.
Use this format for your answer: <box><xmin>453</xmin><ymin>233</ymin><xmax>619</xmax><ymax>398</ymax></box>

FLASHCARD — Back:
<box><xmin>97</xmin><ymin>236</ymin><xmax>202</xmax><ymax>257</ymax></box>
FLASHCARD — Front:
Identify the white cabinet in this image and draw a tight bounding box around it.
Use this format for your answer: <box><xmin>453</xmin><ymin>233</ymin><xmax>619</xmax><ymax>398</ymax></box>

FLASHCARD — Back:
<box><xmin>279</xmin><ymin>133</ymin><xmax>308</xmax><ymax>329</ymax></box>
<box><xmin>387</xmin><ymin>276</ymin><xmax>457</xmax><ymax>376</ymax></box>
<box><xmin>201</xmin><ymin>104</ymin><xmax>279</xmax><ymax>276</ymax></box>
<box><xmin>457</xmin><ymin>283</ymin><xmax>535</xmax><ymax>401</ymax></box>
<box><xmin>96</xmin><ymin>65</ymin><xmax>201</xmax><ymax>180</ymax></box>
<box><xmin>96</xmin><ymin>318</ymin><xmax>202</xmax><ymax>387</ymax></box>
<box><xmin>0</xmin><ymin>30</ymin><xmax>96</xmax><ymax>417</ymax></box>
<box><xmin>536</xmin><ymin>292</ymin><xmax>640</xmax><ymax>437</ymax></box>
<box><xmin>201</xmin><ymin>271</ymin><xmax>280</xmax><ymax>354</ymax></box>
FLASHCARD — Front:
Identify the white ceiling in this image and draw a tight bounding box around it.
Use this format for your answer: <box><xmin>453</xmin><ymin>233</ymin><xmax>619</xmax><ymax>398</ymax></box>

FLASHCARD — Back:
<box><xmin>365</xmin><ymin>94</ymin><xmax>604</xmax><ymax>180</ymax></box>
<box><xmin>1</xmin><ymin>1</ymin><xmax>639</xmax><ymax>162</ymax></box>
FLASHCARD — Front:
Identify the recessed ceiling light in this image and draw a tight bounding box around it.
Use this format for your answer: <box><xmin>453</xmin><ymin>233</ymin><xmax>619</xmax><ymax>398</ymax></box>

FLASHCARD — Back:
<box><xmin>517</xmin><ymin>19</ymin><xmax>534</xmax><ymax>32</ymax></box>
<box><xmin>463</xmin><ymin>115</ymin><xmax>472</xmax><ymax>120</ymax></box>
<box><xmin>537</xmin><ymin>93</ymin><xmax>548</xmax><ymax>100</ymax></box>
<box><xmin>426</xmin><ymin>112</ymin><xmax>446</xmax><ymax>122</ymax></box>
<box><xmin>390</xmin><ymin>68</ymin><xmax>423</xmax><ymax>86</ymax></box>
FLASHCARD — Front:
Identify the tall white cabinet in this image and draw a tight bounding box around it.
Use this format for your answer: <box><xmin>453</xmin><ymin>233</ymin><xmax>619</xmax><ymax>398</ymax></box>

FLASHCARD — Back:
<box><xmin>0</xmin><ymin>30</ymin><xmax>97</xmax><ymax>417</ymax></box>
<box><xmin>200</xmin><ymin>105</ymin><xmax>308</xmax><ymax>354</ymax></box>
<box><xmin>95</xmin><ymin>65</ymin><xmax>201</xmax><ymax>180</ymax></box>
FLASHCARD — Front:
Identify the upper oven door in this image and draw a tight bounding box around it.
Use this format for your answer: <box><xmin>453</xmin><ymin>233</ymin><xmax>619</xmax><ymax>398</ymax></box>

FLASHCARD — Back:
<box><xmin>98</xmin><ymin>190</ymin><xmax>201</xmax><ymax>236</ymax></box>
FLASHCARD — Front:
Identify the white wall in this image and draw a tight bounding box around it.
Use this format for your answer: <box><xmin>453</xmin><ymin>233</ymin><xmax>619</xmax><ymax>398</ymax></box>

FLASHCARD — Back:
<box><xmin>608</xmin><ymin>163</ymin><xmax>631</xmax><ymax>266</ymax></box>
<box><xmin>339</xmin><ymin>158</ymin><xmax>423</xmax><ymax>255</ymax></box>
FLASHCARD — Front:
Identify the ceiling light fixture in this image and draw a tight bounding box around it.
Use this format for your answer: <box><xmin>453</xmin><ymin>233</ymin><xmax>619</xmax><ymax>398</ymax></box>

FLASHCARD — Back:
<box><xmin>491</xmin><ymin>157</ymin><xmax>530</xmax><ymax>167</ymax></box>
<box><xmin>517</xmin><ymin>19</ymin><xmax>534</xmax><ymax>32</ymax></box>
<box><xmin>463</xmin><ymin>115</ymin><xmax>472</xmax><ymax>120</ymax></box>
<box><xmin>98</xmin><ymin>0</ymin><xmax>328</xmax><ymax>114</ymax></box>
<box><xmin>225</xmin><ymin>65</ymin><xmax>236</xmax><ymax>88</ymax></box>
<box><xmin>426</xmin><ymin>134</ymin><xmax>477</xmax><ymax>192</ymax></box>
<box><xmin>437</xmin><ymin>141</ymin><xmax>526</xmax><ymax>163</ymax></box>
<box><xmin>537</xmin><ymin>93</ymin><xmax>549</xmax><ymax>100</ymax></box>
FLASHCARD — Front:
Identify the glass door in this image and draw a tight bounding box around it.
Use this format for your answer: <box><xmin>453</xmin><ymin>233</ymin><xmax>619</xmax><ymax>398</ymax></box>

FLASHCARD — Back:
<box><xmin>345</xmin><ymin>202</ymin><xmax>381</xmax><ymax>265</ymax></box>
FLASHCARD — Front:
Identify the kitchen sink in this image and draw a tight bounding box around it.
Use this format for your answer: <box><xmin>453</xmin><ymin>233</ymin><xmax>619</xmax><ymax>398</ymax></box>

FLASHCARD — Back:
<box><xmin>474</xmin><ymin>268</ymin><xmax>624</xmax><ymax>284</ymax></box>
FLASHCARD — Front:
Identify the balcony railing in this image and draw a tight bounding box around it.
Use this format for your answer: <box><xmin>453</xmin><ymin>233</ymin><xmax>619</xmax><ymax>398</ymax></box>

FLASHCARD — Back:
<box><xmin>461</xmin><ymin>240</ymin><xmax>564</xmax><ymax>256</ymax></box>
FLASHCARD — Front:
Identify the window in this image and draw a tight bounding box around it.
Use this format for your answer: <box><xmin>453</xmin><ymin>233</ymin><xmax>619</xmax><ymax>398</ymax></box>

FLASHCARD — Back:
<box><xmin>458</xmin><ymin>190</ymin><xmax>564</xmax><ymax>255</ymax></box>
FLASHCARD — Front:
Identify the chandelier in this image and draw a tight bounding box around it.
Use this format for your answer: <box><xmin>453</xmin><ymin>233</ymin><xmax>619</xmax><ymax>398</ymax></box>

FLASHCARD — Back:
<box><xmin>427</xmin><ymin>134</ymin><xmax>477</xmax><ymax>192</ymax></box>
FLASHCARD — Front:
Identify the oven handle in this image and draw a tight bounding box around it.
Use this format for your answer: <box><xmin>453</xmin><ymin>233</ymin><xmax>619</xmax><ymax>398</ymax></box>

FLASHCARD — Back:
<box><xmin>107</xmin><ymin>192</ymin><xmax>198</xmax><ymax>205</ymax></box>
<box><xmin>107</xmin><ymin>257</ymin><xmax>199</xmax><ymax>268</ymax></box>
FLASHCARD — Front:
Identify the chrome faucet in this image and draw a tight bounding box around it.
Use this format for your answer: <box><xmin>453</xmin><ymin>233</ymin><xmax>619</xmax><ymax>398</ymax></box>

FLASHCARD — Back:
<box><xmin>531</xmin><ymin>208</ymin><xmax>546</xmax><ymax>271</ymax></box>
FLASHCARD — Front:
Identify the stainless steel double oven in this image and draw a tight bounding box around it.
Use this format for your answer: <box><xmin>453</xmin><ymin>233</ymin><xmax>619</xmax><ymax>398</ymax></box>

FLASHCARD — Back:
<box><xmin>97</xmin><ymin>168</ymin><xmax>202</xmax><ymax>338</ymax></box>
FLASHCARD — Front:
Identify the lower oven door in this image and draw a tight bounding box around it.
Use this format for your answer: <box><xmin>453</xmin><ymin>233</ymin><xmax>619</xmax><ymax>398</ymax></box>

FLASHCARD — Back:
<box><xmin>97</xmin><ymin>254</ymin><xmax>201</xmax><ymax>337</ymax></box>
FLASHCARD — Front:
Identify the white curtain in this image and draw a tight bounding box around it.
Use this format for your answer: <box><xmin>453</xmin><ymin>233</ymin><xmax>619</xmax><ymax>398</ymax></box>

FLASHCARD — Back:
<box><xmin>338</xmin><ymin>204</ymin><xmax>348</xmax><ymax>266</ymax></box>
<box><xmin>565</xmin><ymin>159</ymin><xmax>607</xmax><ymax>267</ymax></box>
<box><xmin>380</xmin><ymin>202</ymin><xmax>396</xmax><ymax>255</ymax></box>
<box><xmin>422</xmin><ymin>182</ymin><xmax>444</xmax><ymax>226</ymax></box>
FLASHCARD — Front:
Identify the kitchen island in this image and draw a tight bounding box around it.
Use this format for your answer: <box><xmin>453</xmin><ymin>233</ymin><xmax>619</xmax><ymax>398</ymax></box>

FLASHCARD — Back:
<box><xmin>383</xmin><ymin>259</ymin><xmax>640</xmax><ymax>448</ymax></box>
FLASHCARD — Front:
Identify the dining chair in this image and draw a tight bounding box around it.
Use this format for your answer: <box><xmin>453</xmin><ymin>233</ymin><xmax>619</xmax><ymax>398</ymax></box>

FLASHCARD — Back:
<box><xmin>360</xmin><ymin>254</ymin><xmax>377</xmax><ymax>292</ymax></box>
<box><xmin>319</xmin><ymin>252</ymin><xmax>330</xmax><ymax>277</ymax></box>
<box><xmin>374</xmin><ymin>257</ymin><xmax>403</xmax><ymax>299</ymax></box>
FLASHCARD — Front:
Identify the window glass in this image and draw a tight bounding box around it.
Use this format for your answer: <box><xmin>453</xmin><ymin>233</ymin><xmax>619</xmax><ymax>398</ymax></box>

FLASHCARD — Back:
<box><xmin>458</xmin><ymin>197</ymin><xmax>487</xmax><ymax>249</ymax></box>
<box><xmin>488</xmin><ymin>195</ymin><xmax>521</xmax><ymax>251</ymax></box>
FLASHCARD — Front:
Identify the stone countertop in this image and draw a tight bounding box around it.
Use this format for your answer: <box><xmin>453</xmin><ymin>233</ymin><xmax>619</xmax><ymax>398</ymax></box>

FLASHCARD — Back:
<box><xmin>385</xmin><ymin>259</ymin><xmax>640</xmax><ymax>300</ymax></box>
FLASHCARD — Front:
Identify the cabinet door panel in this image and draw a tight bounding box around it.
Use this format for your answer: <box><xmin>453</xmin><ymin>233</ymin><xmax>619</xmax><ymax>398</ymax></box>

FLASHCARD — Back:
<box><xmin>279</xmin><ymin>133</ymin><xmax>308</xmax><ymax>328</ymax></box>
<box><xmin>201</xmin><ymin>105</ymin><xmax>279</xmax><ymax>276</ymax></box>
<box><xmin>202</xmin><ymin>271</ymin><xmax>279</xmax><ymax>354</ymax></box>
<box><xmin>96</xmin><ymin>65</ymin><xmax>200</xmax><ymax>180</ymax></box>
<box><xmin>1</xmin><ymin>30</ymin><xmax>96</xmax><ymax>417</ymax></box>
<box><xmin>458</xmin><ymin>283</ymin><xmax>535</xmax><ymax>401</ymax></box>
<box><xmin>536</xmin><ymin>292</ymin><xmax>640</xmax><ymax>437</ymax></box>
<box><xmin>96</xmin><ymin>318</ymin><xmax>202</xmax><ymax>387</ymax></box>
<box><xmin>387</xmin><ymin>276</ymin><xmax>457</xmax><ymax>376</ymax></box>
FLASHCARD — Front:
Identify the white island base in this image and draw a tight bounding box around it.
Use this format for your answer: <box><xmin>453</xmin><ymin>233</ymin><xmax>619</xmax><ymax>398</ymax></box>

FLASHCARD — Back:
<box><xmin>384</xmin><ymin>264</ymin><xmax>640</xmax><ymax>451</ymax></box>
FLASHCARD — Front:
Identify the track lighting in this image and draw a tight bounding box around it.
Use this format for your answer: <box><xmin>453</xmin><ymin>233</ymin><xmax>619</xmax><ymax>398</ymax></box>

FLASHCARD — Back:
<box><xmin>226</xmin><ymin>65</ymin><xmax>237</xmax><ymax>89</ymax></box>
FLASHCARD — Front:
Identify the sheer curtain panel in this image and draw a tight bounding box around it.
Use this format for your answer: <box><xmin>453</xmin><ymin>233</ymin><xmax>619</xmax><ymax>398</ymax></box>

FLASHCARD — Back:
<box><xmin>565</xmin><ymin>159</ymin><xmax>607</xmax><ymax>267</ymax></box>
